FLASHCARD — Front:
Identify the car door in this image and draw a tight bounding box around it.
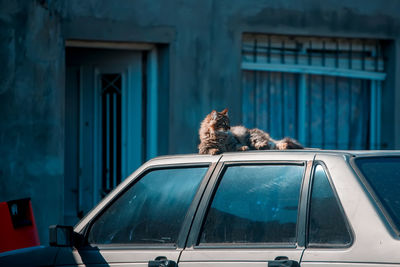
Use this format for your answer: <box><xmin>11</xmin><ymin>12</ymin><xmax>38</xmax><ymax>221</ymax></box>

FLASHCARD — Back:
<box><xmin>300</xmin><ymin>159</ymin><xmax>354</xmax><ymax>267</ymax></box>
<box><xmin>300</xmin><ymin>154</ymin><xmax>400</xmax><ymax>266</ymax></box>
<box><xmin>180</xmin><ymin>152</ymin><xmax>314</xmax><ymax>267</ymax></box>
<box><xmin>55</xmin><ymin>162</ymin><xmax>217</xmax><ymax>267</ymax></box>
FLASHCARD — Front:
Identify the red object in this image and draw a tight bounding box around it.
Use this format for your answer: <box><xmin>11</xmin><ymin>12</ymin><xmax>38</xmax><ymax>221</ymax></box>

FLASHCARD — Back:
<box><xmin>0</xmin><ymin>198</ymin><xmax>40</xmax><ymax>253</ymax></box>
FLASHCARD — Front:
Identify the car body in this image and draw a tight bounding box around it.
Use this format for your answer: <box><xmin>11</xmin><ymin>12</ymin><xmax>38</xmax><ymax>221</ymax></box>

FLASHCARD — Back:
<box><xmin>2</xmin><ymin>150</ymin><xmax>400</xmax><ymax>266</ymax></box>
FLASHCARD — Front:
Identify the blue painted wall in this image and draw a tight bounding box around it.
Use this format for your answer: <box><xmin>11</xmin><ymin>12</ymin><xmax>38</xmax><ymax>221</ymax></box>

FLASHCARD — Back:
<box><xmin>1</xmin><ymin>0</ymin><xmax>400</xmax><ymax>243</ymax></box>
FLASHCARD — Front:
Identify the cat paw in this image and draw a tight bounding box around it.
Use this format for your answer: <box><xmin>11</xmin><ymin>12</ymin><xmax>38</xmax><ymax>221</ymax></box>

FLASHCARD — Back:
<box><xmin>238</xmin><ymin>145</ymin><xmax>249</xmax><ymax>151</ymax></box>
<box><xmin>276</xmin><ymin>142</ymin><xmax>288</xmax><ymax>150</ymax></box>
<box><xmin>209</xmin><ymin>148</ymin><xmax>220</xmax><ymax>155</ymax></box>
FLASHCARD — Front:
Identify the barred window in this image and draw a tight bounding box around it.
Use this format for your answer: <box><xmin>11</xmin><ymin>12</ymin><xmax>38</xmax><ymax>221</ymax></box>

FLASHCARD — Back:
<box><xmin>241</xmin><ymin>34</ymin><xmax>386</xmax><ymax>149</ymax></box>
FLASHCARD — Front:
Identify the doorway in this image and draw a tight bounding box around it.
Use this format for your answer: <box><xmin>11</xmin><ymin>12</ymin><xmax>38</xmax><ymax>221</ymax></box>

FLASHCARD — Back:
<box><xmin>64</xmin><ymin>45</ymin><xmax>159</xmax><ymax>225</ymax></box>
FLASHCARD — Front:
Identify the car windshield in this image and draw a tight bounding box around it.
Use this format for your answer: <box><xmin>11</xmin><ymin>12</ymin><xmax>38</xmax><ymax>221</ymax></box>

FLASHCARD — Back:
<box><xmin>355</xmin><ymin>156</ymin><xmax>400</xmax><ymax>232</ymax></box>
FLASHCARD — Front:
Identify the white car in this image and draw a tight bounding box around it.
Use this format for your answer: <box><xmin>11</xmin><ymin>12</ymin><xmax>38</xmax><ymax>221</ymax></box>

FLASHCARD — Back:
<box><xmin>2</xmin><ymin>150</ymin><xmax>400</xmax><ymax>267</ymax></box>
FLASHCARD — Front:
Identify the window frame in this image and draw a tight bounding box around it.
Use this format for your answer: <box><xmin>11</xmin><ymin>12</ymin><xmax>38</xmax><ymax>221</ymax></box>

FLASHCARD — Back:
<box><xmin>186</xmin><ymin>160</ymin><xmax>312</xmax><ymax>249</ymax></box>
<box><xmin>350</xmin><ymin>155</ymin><xmax>400</xmax><ymax>238</ymax></box>
<box><xmin>306</xmin><ymin>161</ymin><xmax>354</xmax><ymax>248</ymax></box>
<box><xmin>81</xmin><ymin>162</ymin><xmax>216</xmax><ymax>250</ymax></box>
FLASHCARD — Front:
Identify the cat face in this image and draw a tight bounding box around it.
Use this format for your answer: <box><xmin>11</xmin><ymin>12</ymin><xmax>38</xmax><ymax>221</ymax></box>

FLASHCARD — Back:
<box><xmin>209</xmin><ymin>108</ymin><xmax>230</xmax><ymax>131</ymax></box>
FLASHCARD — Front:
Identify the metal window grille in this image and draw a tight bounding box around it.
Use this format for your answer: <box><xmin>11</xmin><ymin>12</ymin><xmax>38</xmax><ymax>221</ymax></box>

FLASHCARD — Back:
<box><xmin>241</xmin><ymin>34</ymin><xmax>386</xmax><ymax>149</ymax></box>
<box><xmin>101</xmin><ymin>74</ymin><xmax>122</xmax><ymax>196</ymax></box>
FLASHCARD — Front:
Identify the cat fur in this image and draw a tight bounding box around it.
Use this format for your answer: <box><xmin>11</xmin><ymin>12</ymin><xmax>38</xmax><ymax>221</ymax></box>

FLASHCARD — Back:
<box><xmin>198</xmin><ymin>108</ymin><xmax>303</xmax><ymax>155</ymax></box>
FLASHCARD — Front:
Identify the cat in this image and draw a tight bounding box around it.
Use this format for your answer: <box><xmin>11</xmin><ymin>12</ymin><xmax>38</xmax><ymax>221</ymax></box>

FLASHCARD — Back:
<box><xmin>198</xmin><ymin>108</ymin><xmax>303</xmax><ymax>155</ymax></box>
<box><xmin>198</xmin><ymin>108</ymin><xmax>248</xmax><ymax>155</ymax></box>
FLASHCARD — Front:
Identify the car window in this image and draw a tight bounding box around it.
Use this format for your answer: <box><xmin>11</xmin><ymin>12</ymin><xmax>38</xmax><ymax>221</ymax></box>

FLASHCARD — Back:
<box><xmin>87</xmin><ymin>166</ymin><xmax>208</xmax><ymax>245</ymax></box>
<box><xmin>199</xmin><ymin>164</ymin><xmax>305</xmax><ymax>245</ymax></box>
<box><xmin>308</xmin><ymin>164</ymin><xmax>351</xmax><ymax>246</ymax></box>
<box><xmin>355</xmin><ymin>156</ymin><xmax>400</xmax><ymax>232</ymax></box>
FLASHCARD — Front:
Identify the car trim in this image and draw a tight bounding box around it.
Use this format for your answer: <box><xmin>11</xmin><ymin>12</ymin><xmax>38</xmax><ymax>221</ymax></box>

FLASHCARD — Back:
<box><xmin>191</xmin><ymin>243</ymin><xmax>298</xmax><ymax>249</ymax></box>
<box><xmin>73</xmin><ymin>244</ymin><xmax>181</xmax><ymax>250</ymax></box>
<box><xmin>297</xmin><ymin>160</ymin><xmax>314</xmax><ymax>248</ymax></box>
<box><xmin>179</xmin><ymin>162</ymin><xmax>221</xmax><ymax>249</ymax></box>
<box><xmin>185</xmin><ymin>161</ymin><xmax>225</xmax><ymax>248</ymax></box>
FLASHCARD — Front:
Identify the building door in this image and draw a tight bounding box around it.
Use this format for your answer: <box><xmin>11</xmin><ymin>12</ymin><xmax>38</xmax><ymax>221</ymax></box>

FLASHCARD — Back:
<box><xmin>65</xmin><ymin>45</ymin><xmax>159</xmax><ymax>225</ymax></box>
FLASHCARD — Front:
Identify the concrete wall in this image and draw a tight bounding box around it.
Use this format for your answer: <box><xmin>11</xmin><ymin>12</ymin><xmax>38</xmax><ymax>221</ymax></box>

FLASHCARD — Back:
<box><xmin>1</xmin><ymin>0</ymin><xmax>400</xmax><ymax>244</ymax></box>
<box><xmin>0</xmin><ymin>0</ymin><xmax>65</xmax><ymax>245</ymax></box>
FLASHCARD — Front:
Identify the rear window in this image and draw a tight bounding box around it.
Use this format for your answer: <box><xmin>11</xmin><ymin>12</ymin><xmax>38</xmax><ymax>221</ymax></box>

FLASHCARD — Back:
<box><xmin>355</xmin><ymin>156</ymin><xmax>400</xmax><ymax>232</ymax></box>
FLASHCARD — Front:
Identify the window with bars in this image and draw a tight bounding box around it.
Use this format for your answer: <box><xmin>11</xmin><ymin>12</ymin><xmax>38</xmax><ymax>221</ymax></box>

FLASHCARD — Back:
<box><xmin>241</xmin><ymin>34</ymin><xmax>386</xmax><ymax>149</ymax></box>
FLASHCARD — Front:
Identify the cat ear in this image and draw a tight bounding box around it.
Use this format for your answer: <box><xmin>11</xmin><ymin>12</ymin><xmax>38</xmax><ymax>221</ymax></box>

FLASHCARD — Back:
<box><xmin>221</xmin><ymin>108</ymin><xmax>228</xmax><ymax>115</ymax></box>
<box><xmin>211</xmin><ymin>110</ymin><xmax>217</xmax><ymax>120</ymax></box>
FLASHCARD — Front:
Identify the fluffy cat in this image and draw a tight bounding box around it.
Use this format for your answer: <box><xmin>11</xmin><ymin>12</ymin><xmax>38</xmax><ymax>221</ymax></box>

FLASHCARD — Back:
<box><xmin>198</xmin><ymin>108</ymin><xmax>303</xmax><ymax>155</ymax></box>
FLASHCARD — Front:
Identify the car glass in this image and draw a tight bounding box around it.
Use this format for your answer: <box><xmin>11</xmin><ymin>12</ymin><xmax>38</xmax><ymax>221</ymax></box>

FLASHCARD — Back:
<box><xmin>199</xmin><ymin>164</ymin><xmax>304</xmax><ymax>244</ymax></box>
<box><xmin>308</xmin><ymin>165</ymin><xmax>351</xmax><ymax>246</ymax></box>
<box><xmin>87</xmin><ymin>167</ymin><xmax>208</xmax><ymax>245</ymax></box>
<box><xmin>355</xmin><ymin>156</ymin><xmax>400</xmax><ymax>232</ymax></box>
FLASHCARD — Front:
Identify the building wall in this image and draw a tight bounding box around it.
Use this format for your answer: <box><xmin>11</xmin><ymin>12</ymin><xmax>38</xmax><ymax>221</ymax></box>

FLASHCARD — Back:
<box><xmin>0</xmin><ymin>0</ymin><xmax>65</xmax><ymax>245</ymax></box>
<box><xmin>1</xmin><ymin>0</ymin><xmax>400</xmax><ymax>244</ymax></box>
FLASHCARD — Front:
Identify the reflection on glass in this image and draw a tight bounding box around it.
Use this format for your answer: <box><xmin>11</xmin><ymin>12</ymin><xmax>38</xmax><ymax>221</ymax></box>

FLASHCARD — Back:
<box><xmin>200</xmin><ymin>165</ymin><xmax>304</xmax><ymax>244</ymax></box>
<box><xmin>88</xmin><ymin>167</ymin><xmax>207</xmax><ymax>244</ymax></box>
<box><xmin>308</xmin><ymin>165</ymin><xmax>351</xmax><ymax>246</ymax></box>
<box><xmin>356</xmin><ymin>157</ymin><xmax>400</xmax><ymax>230</ymax></box>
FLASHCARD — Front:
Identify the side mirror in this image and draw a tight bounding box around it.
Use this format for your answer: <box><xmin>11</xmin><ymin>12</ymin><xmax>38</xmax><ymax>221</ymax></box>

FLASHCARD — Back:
<box><xmin>49</xmin><ymin>225</ymin><xmax>73</xmax><ymax>247</ymax></box>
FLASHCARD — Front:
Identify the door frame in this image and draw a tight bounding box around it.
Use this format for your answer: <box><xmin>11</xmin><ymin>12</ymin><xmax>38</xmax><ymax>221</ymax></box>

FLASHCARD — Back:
<box><xmin>64</xmin><ymin>40</ymin><xmax>160</xmax><ymax>223</ymax></box>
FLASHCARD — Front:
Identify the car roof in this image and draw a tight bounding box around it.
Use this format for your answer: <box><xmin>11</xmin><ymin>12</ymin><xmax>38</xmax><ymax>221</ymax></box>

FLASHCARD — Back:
<box><xmin>150</xmin><ymin>149</ymin><xmax>400</xmax><ymax>161</ymax></box>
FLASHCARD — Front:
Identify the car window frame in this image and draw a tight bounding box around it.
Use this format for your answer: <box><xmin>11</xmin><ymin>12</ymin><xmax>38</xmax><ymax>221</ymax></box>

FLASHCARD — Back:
<box><xmin>81</xmin><ymin>162</ymin><xmax>218</xmax><ymax>250</ymax></box>
<box><xmin>306</xmin><ymin>161</ymin><xmax>354</xmax><ymax>248</ymax></box>
<box><xmin>350</xmin><ymin>155</ymin><xmax>400</xmax><ymax>238</ymax></box>
<box><xmin>186</xmin><ymin>160</ymin><xmax>313</xmax><ymax>249</ymax></box>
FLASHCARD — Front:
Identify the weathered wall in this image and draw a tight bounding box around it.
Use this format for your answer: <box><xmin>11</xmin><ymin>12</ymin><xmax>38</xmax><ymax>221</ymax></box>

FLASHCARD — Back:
<box><xmin>1</xmin><ymin>0</ymin><xmax>400</xmax><ymax>244</ymax></box>
<box><xmin>0</xmin><ymin>0</ymin><xmax>65</xmax><ymax>244</ymax></box>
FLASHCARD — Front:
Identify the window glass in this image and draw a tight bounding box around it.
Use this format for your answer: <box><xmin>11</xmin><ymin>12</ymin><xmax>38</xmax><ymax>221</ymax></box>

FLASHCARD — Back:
<box><xmin>88</xmin><ymin>167</ymin><xmax>208</xmax><ymax>244</ymax></box>
<box><xmin>355</xmin><ymin>156</ymin><xmax>400</xmax><ymax>231</ymax></box>
<box><xmin>308</xmin><ymin>165</ymin><xmax>351</xmax><ymax>246</ymax></box>
<box><xmin>200</xmin><ymin>164</ymin><xmax>304</xmax><ymax>244</ymax></box>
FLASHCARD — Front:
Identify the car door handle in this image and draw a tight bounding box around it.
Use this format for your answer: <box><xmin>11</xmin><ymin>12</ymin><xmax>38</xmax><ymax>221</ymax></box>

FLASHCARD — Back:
<box><xmin>148</xmin><ymin>256</ymin><xmax>177</xmax><ymax>267</ymax></box>
<box><xmin>268</xmin><ymin>256</ymin><xmax>300</xmax><ymax>267</ymax></box>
